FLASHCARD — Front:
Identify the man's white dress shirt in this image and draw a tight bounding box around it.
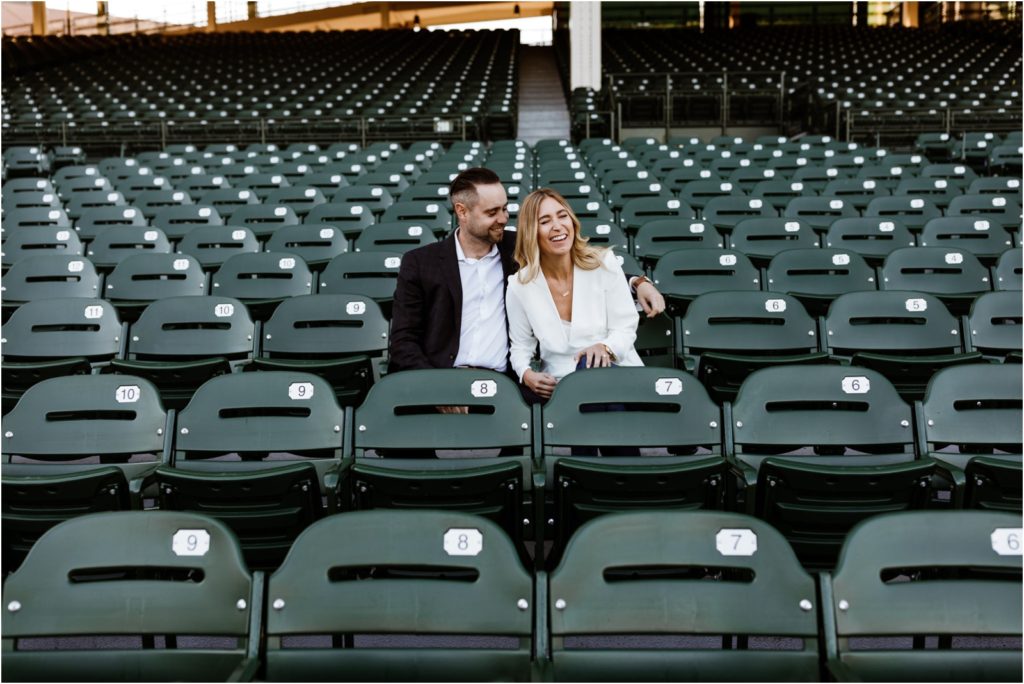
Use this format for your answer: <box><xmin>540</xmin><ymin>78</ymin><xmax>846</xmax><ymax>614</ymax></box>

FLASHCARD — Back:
<box><xmin>453</xmin><ymin>230</ymin><xmax>509</xmax><ymax>371</ymax></box>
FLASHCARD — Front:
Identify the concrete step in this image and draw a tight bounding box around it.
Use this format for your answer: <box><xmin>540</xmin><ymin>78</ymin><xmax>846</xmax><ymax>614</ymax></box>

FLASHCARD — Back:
<box><xmin>517</xmin><ymin>45</ymin><xmax>570</xmax><ymax>144</ymax></box>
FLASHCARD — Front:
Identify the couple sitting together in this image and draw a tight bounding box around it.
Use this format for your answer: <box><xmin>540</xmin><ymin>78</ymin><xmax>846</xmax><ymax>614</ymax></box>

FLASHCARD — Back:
<box><xmin>389</xmin><ymin>167</ymin><xmax>665</xmax><ymax>404</ymax></box>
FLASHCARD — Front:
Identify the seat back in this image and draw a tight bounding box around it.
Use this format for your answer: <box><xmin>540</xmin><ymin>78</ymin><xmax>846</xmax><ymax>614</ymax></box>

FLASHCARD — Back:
<box><xmin>865</xmin><ymin>196</ymin><xmax>943</xmax><ymax>230</ymax></box>
<box><xmin>766</xmin><ymin>248</ymin><xmax>876</xmax><ymax>312</ymax></box>
<box><xmin>2</xmin><ymin>297</ymin><xmax>121</xmax><ymax>362</ymax></box>
<box><xmin>265</xmin><ymin>224</ymin><xmax>349</xmax><ymax>268</ymax></box>
<box><xmin>211</xmin><ymin>252</ymin><xmax>313</xmax><ymax>309</ymax></box>
<box><xmin>265</xmin><ymin>510</ymin><xmax>534</xmax><ymax>682</ymax></box>
<box><xmin>354</xmin><ymin>221</ymin><xmax>437</xmax><ymax>253</ymax></box>
<box><xmin>729</xmin><ymin>218</ymin><xmax>819</xmax><ymax>262</ymax></box>
<box><xmin>652</xmin><ymin>249</ymin><xmax>761</xmax><ymax>313</ymax></box>
<box><xmin>3</xmin><ymin>254</ymin><xmax>101</xmax><ymax>305</ymax></box>
<box><xmin>783</xmin><ymin>196</ymin><xmax>858</xmax><ymax>231</ymax></box>
<box><xmin>2</xmin><ymin>511</ymin><xmax>259</xmax><ymax>682</ymax></box>
<box><xmin>880</xmin><ymin>247</ymin><xmax>990</xmax><ymax>301</ymax></box>
<box><xmin>125</xmin><ymin>295</ymin><xmax>254</xmax><ymax>361</ymax></box>
<box><xmin>317</xmin><ymin>251</ymin><xmax>403</xmax><ymax>305</ymax></box>
<box><xmin>176</xmin><ymin>225</ymin><xmax>261</xmax><ymax>269</ymax></box>
<box><xmin>968</xmin><ymin>291</ymin><xmax>1023</xmax><ymax>360</ymax></box>
<box><xmin>825</xmin><ymin>217</ymin><xmax>916</xmax><ymax>264</ymax></box>
<box><xmin>919</xmin><ymin>217</ymin><xmax>1013</xmax><ymax>261</ymax></box>
<box><xmin>261</xmin><ymin>293</ymin><xmax>388</xmax><ymax>358</ymax></box>
<box><xmin>86</xmin><ymin>226</ymin><xmax>172</xmax><ymax>270</ymax></box>
<box><xmin>702</xmin><ymin>196</ymin><xmax>777</xmax><ymax>231</ymax></box>
<box><xmin>825</xmin><ymin>291</ymin><xmax>961</xmax><ymax>356</ymax></box>
<box><xmin>994</xmin><ymin>249</ymin><xmax>1022</xmax><ymax>291</ymax></box>
<box><xmin>2</xmin><ymin>226</ymin><xmax>84</xmax><ymax>269</ymax></box>
<box><xmin>548</xmin><ymin>511</ymin><xmax>820</xmax><ymax>682</ymax></box>
<box><xmin>827</xmin><ymin>511</ymin><xmax>1022</xmax><ymax>682</ymax></box>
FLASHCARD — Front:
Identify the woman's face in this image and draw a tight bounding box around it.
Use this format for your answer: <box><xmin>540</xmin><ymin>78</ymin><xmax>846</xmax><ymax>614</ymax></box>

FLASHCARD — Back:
<box><xmin>536</xmin><ymin>195</ymin><xmax>575</xmax><ymax>259</ymax></box>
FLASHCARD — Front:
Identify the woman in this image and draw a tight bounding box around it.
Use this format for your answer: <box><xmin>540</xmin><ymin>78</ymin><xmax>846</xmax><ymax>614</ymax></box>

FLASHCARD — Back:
<box><xmin>506</xmin><ymin>188</ymin><xmax>643</xmax><ymax>403</ymax></box>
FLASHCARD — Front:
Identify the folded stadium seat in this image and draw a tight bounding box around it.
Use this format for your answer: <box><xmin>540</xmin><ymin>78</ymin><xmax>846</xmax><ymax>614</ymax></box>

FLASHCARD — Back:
<box><xmin>113</xmin><ymin>173</ymin><xmax>172</xmax><ymax>203</ymax></box>
<box><xmin>539</xmin><ymin>367</ymin><xmax>726</xmax><ymax>565</ymax></box>
<box><xmin>918</xmin><ymin>217</ymin><xmax>1014</xmax><ymax>264</ymax></box>
<box><xmin>783</xmin><ymin>196</ymin><xmax>859</xmax><ymax>234</ymax></box>
<box><xmin>380</xmin><ymin>200</ymin><xmax>452</xmax><ymax>236</ymax></box>
<box><xmin>822</xmin><ymin>510</ymin><xmax>1022</xmax><ymax>681</ymax></box>
<box><xmin>547</xmin><ymin>181</ymin><xmax>602</xmax><ymax>201</ymax></box>
<box><xmin>197</xmin><ymin>187</ymin><xmax>260</xmax><ymax>220</ymax></box>
<box><xmin>106</xmin><ymin>295</ymin><xmax>255</xmax><ymax>410</ymax></box>
<box><xmin>819</xmin><ymin>177</ymin><xmax>885</xmax><ymax>213</ymax></box>
<box><xmin>302</xmin><ymin>169</ymin><xmax>352</xmax><ymax>195</ymax></box>
<box><xmin>652</xmin><ymin>248</ymin><xmax>761</xmax><ymax>316</ymax></box>
<box><xmin>86</xmin><ymin>225</ymin><xmax>173</xmax><ymax>272</ymax></box>
<box><xmin>216</xmin><ymin>163</ymin><xmax>261</xmax><ymax>183</ymax></box>
<box><xmin>361</xmin><ymin>169</ymin><xmax>411</xmax><ymax>195</ymax></box>
<box><xmin>969</xmin><ymin>176</ymin><xmax>1023</xmax><ymax>199</ymax></box>
<box><xmin>863</xmin><ymin>196</ymin><xmax>944</xmax><ymax>233</ymax></box>
<box><xmin>48</xmin><ymin>145</ymin><xmax>86</xmax><ymax>170</ymax></box>
<box><xmin>825</xmin><ymin>215</ymin><xmax>916</xmax><ymax>265</ymax></box>
<box><xmin>729</xmin><ymin>217</ymin><xmax>820</xmax><ymax>266</ymax></box>
<box><xmin>915</xmin><ymin>132</ymin><xmax>954</xmax><ymax>160</ymax></box>
<box><xmin>855</xmin><ymin>164</ymin><xmax>914</xmax><ymax>193</ymax></box>
<box><xmin>953</xmin><ymin>132</ymin><xmax>1003</xmax><ymax>164</ymax></box>
<box><xmin>702</xmin><ymin>196</ymin><xmax>777</xmax><ymax>233</ymax></box>
<box><xmin>0</xmin><ymin>187</ymin><xmax>58</xmax><ymax>211</ymax></box>
<box><xmin>633</xmin><ymin>219</ymin><xmax>724</xmax><ymax>268</ymax></box>
<box><xmin>56</xmin><ymin>174</ymin><xmax>114</xmax><ymax>203</ymax></box>
<box><xmin>134</xmin><ymin>188</ymin><xmax>195</xmax><ymax>219</ymax></box>
<box><xmin>608</xmin><ymin>180</ymin><xmax>672</xmax><ymax>215</ymax></box>
<box><xmin>919</xmin><ymin>162</ymin><xmax>978</xmax><ymax>190</ymax></box>
<box><xmin>173</xmin><ymin>225</ymin><xmax>261</xmax><ymax>271</ymax></box>
<box><xmin>317</xmin><ymin>252</ymin><xmax>403</xmax><ymax>318</ymax></box>
<box><xmin>264</xmin><ymin>510</ymin><xmax>535</xmax><ymax>682</ymax></box>
<box><xmin>53</xmin><ymin>163</ymin><xmax>101</xmax><ymax>186</ymax></box>
<box><xmin>1</xmin><ymin>375</ymin><xmax>169</xmax><ymax>573</ymax></box>
<box><xmin>2</xmin><ymin>146</ymin><xmax>46</xmax><ymax>178</ymax></box>
<box><xmin>727</xmin><ymin>365</ymin><xmax>935</xmax><ymax>568</ymax></box>
<box><xmin>349</xmin><ymin>368</ymin><xmax>537</xmax><ymax>562</ymax></box>
<box><xmin>662</xmin><ymin>165</ymin><xmax>720</xmax><ymax>195</ymax></box>
<box><xmin>767</xmin><ymin>155</ymin><xmax>812</xmax><ymax>178</ymax></box>
<box><xmin>947</xmin><ymin>194</ymin><xmax>1023</xmax><ymax>233</ymax></box>
<box><xmin>151</xmin><ymin>204</ymin><xmax>224</xmax><ymax>241</ymax></box>
<box><xmin>250</xmin><ymin>293</ymin><xmax>387</xmax><ymax>407</ymax></box>
<box><xmin>987</xmin><ymin>143</ymin><xmax>1023</xmax><ymax>175</ymax></box>
<box><xmin>2</xmin><ymin>254</ymin><xmax>101</xmax><ymax>322</ymax></box>
<box><xmin>598</xmin><ymin>167</ymin><xmax>655</xmax><ymax>196</ymax></box>
<box><xmin>402</xmin><ymin>182</ymin><xmax>456</xmax><ymax>205</ymax></box>
<box><xmin>993</xmin><ymin>248</ymin><xmax>1023</xmax><ymax>291</ymax></box>
<box><xmin>74</xmin><ymin>205</ymin><xmax>147</xmax><ymax>243</ymax></box>
<box><xmin>880</xmin><ymin>246</ymin><xmax>991</xmax><ymax>315</ymax></box>
<box><xmin>64</xmin><ymin>189</ymin><xmax>130</xmax><ymax>223</ymax></box>
<box><xmin>1</xmin><ymin>297</ymin><xmax>122</xmax><ymax>414</ymax></box>
<box><xmin>544</xmin><ymin>510</ymin><xmax>820</xmax><ymax>681</ymax></box>
<box><xmin>1</xmin><ymin>206</ymin><xmax>71</xmax><ymax>243</ymax></box>
<box><xmin>679</xmin><ymin>179</ymin><xmax>743</xmax><ymax>214</ymax></box>
<box><xmin>893</xmin><ymin>177</ymin><xmax>963</xmax><ymax>211</ymax></box>
<box><xmin>766</xmin><ymin>248</ymin><xmax>876</xmax><ymax>317</ymax></box>
<box><xmin>353</xmin><ymin>221</ymin><xmax>438</xmax><ymax>254</ymax></box>
<box><xmin>619</xmin><ymin>196</ymin><xmax>695</xmax><ymax>235</ymax></box>
<box><xmin>729</xmin><ymin>166</ymin><xmax>777</xmax><ymax>194</ymax></box>
<box><xmin>578</xmin><ymin>219</ymin><xmax>629</xmax><ymax>254</ymax></box>
<box><xmin>824</xmin><ymin>290</ymin><xmax>981</xmax><ymax>400</ymax></box>
<box><xmin>750</xmin><ymin>178</ymin><xmax>811</xmax><ymax>211</ymax></box>
<box><xmin>538</xmin><ymin>165</ymin><xmax>593</xmax><ymax>187</ymax></box>
<box><xmin>175</xmin><ymin>172</ymin><xmax>232</xmax><ymax>195</ymax></box>
<box><xmin>791</xmin><ymin>165</ymin><xmax>845</xmax><ymax>193</ymax></box>
<box><xmin>825</xmin><ymin>153</ymin><xmax>870</xmax><ymax>175</ymax></box>
<box><xmin>232</xmin><ymin>172</ymin><xmax>292</xmax><ymax>201</ymax></box>
<box><xmin>919</xmin><ymin>364</ymin><xmax>1021</xmax><ymax>511</ymax></box>
<box><xmin>330</xmin><ymin>184</ymin><xmax>395</xmax><ymax>215</ymax></box>
<box><xmin>209</xmin><ymin>252</ymin><xmax>312</xmax><ymax>321</ymax></box>
<box><xmin>1</xmin><ymin>226</ymin><xmax>84</xmax><ymax>272</ymax></box>
<box><xmin>2</xmin><ymin>177</ymin><xmax>56</xmax><ymax>199</ymax></box>
<box><xmin>965</xmin><ymin>291</ymin><xmax>1023</xmax><ymax>363</ymax></box>
<box><xmin>229</xmin><ymin>204</ymin><xmax>301</xmax><ymax>242</ymax></box>
<box><xmin>1</xmin><ymin>511</ymin><xmax>262</xmax><ymax>681</ymax></box>
<box><xmin>678</xmin><ymin>291</ymin><xmax>828</xmax><ymax>402</ymax></box>
<box><xmin>304</xmin><ymin>201</ymin><xmax>376</xmax><ymax>243</ymax></box>
<box><xmin>565</xmin><ymin>198</ymin><xmax>616</xmax><ymax>224</ymax></box>
<box><xmin>157</xmin><ymin>371</ymin><xmax>344</xmax><ymax>570</ymax></box>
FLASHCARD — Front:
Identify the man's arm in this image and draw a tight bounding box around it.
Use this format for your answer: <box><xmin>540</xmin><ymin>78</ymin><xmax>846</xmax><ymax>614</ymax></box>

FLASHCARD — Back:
<box><xmin>388</xmin><ymin>251</ymin><xmax>434</xmax><ymax>371</ymax></box>
<box><xmin>626</xmin><ymin>274</ymin><xmax>666</xmax><ymax>318</ymax></box>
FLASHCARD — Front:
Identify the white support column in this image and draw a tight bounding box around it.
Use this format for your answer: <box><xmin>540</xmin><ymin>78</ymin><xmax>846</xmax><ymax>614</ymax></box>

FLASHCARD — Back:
<box><xmin>569</xmin><ymin>1</ymin><xmax>601</xmax><ymax>92</ymax></box>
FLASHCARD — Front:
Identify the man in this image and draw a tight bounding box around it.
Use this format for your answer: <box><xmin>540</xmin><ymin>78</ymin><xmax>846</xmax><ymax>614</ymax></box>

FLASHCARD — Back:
<box><xmin>389</xmin><ymin>167</ymin><xmax>665</xmax><ymax>386</ymax></box>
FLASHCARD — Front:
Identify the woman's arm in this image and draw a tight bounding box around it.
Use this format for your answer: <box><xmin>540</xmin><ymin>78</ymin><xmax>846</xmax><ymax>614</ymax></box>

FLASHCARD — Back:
<box><xmin>601</xmin><ymin>253</ymin><xmax>641</xmax><ymax>361</ymax></box>
<box><xmin>505</xmin><ymin>283</ymin><xmax>538</xmax><ymax>382</ymax></box>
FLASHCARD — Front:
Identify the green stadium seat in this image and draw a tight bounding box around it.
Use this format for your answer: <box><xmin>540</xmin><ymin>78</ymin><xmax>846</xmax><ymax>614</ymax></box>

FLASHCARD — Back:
<box><xmin>993</xmin><ymin>249</ymin><xmax>1022</xmax><ymax>291</ymax></box>
<box><xmin>546</xmin><ymin>511</ymin><xmax>820</xmax><ymax>681</ymax></box>
<box><xmin>729</xmin><ymin>217</ymin><xmax>819</xmax><ymax>265</ymax></box>
<box><xmin>825</xmin><ymin>217</ymin><xmax>916</xmax><ymax>266</ymax></box>
<box><xmin>86</xmin><ymin>226</ymin><xmax>172</xmax><ymax>272</ymax></box>
<box><xmin>1</xmin><ymin>225</ymin><xmax>84</xmax><ymax>271</ymax></box>
<box><xmin>211</xmin><ymin>252</ymin><xmax>312</xmax><ymax>320</ymax></box>
<box><xmin>917</xmin><ymin>364</ymin><xmax>1022</xmax><ymax>511</ymax></box>
<box><xmin>380</xmin><ymin>200</ymin><xmax>453</xmax><ymax>235</ymax></box>
<box><xmin>966</xmin><ymin>291</ymin><xmax>1023</xmax><ymax>362</ymax></box>
<box><xmin>824</xmin><ymin>291</ymin><xmax>981</xmax><ymax>400</ymax></box>
<box><xmin>822</xmin><ymin>511</ymin><xmax>1022</xmax><ymax>682</ymax></box>
<box><xmin>176</xmin><ymin>225</ymin><xmax>261</xmax><ymax>269</ymax></box>
<box><xmin>317</xmin><ymin>252</ymin><xmax>403</xmax><ymax>317</ymax></box>
<box><xmin>880</xmin><ymin>247</ymin><xmax>991</xmax><ymax>315</ymax></box>
<box><xmin>652</xmin><ymin>248</ymin><xmax>761</xmax><ymax>315</ymax></box>
<box><xmin>1</xmin><ymin>375</ymin><xmax>169</xmax><ymax>571</ymax></box>
<box><xmin>264</xmin><ymin>510</ymin><xmax>534</xmax><ymax>682</ymax></box>
<box><xmin>151</xmin><ymin>205</ymin><xmax>224</xmax><ymax>241</ymax></box>
<box><xmin>159</xmin><ymin>371</ymin><xmax>345</xmax><ymax>570</ymax></box>
<box><xmin>540</xmin><ymin>367</ymin><xmax>726</xmax><ymax>565</ymax></box>
<box><xmin>251</xmin><ymin>293</ymin><xmax>387</xmax><ymax>406</ymax></box>
<box><xmin>865</xmin><ymin>196</ymin><xmax>943</xmax><ymax>232</ymax></box>
<box><xmin>2</xmin><ymin>254</ymin><xmax>102</xmax><ymax>321</ymax></box>
<box><xmin>105</xmin><ymin>253</ymin><xmax>207</xmax><ymax>321</ymax></box>
<box><xmin>678</xmin><ymin>291</ymin><xmax>828</xmax><ymax>401</ymax></box>
<box><xmin>765</xmin><ymin>248</ymin><xmax>876</xmax><ymax>316</ymax></box>
<box><xmin>349</xmin><ymin>369</ymin><xmax>537</xmax><ymax>565</ymax></box>
<box><xmin>1</xmin><ymin>511</ymin><xmax>262</xmax><ymax>681</ymax></box>
<box><xmin>702</xmin><ymin>196</ymin><xmax>777</xmax><ymax>232</ymax></box>
<box><xmin>353</xmin><ymin>221</ymin><xmax>438</xmax><ymax>254</ymax></box>
<box><xmin>620</xmin><ymin>196</ymin><xmax>695</xmax><ymax>234</ymax></box>
<box><xmin>918</xmin><ymin>217</ymin><xmax>1014</xmax><ymax>263</ymax></box>
<box><xmin>947</xmin><ymin>194</ymin><xmax>1022</xmax><ymax>233</ymax></box>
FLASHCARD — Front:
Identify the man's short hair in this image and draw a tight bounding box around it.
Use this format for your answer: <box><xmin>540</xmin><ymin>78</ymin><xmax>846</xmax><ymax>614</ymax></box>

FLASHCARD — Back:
<box><xmin>449</xmin><ymin>167</ymin><xmax>502</xmax><ymax>210</ymax></box>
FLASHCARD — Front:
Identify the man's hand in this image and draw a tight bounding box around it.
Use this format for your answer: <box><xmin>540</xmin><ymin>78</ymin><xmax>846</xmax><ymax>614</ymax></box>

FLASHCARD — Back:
<box><xmin>523</xmin><ymin>369</ymin><xmax>558</xmax><ymax>400</ymax></box>
<box><xmin>635</xmin><ymin>280</ymin><xmax>666</xmax><ymax>318</ymax></box>
<box><xmin>437</xmin><ymin>406</ymin><xmax>469</xmax><ymax>414</ymax></box>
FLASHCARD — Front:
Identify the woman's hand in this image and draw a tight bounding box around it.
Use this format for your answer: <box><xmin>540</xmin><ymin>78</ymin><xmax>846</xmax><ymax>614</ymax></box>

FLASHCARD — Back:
<box><xmin>574</xmin><ymin>343</ymin><xmax>614</xmax><ymax>369</ymax></box>
<box><xmin>523</xmin><ymin>369</ymin><xmax>558</xmax><ymax>399</ymax></box>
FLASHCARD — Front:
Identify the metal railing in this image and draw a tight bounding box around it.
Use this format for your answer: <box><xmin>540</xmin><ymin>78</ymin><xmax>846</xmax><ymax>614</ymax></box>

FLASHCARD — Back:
<box><xmin>605</xmin><ymin>70</ymin><xmax>790</xmax><ymax>138</ymax></box>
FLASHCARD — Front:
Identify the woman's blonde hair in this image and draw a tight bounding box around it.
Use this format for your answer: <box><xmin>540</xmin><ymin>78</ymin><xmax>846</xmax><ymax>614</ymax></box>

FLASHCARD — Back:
<box><xmin>514</xmin><ymin>188</ymin><xmax>606</xmax><ymax>284</ymax></box>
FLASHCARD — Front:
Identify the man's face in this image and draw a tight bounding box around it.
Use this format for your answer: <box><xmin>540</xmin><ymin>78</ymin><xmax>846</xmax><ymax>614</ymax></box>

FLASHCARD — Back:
<box><xmin>457</xmin><ymin>183</ymin><xmax>509</xmax><ymax>245</ymax></box>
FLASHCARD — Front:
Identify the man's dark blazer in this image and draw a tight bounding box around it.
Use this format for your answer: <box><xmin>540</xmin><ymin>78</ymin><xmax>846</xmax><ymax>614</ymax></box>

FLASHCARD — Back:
<box><xmin>389</xmin><ymin>231</ymin><xmax>518</xmax><ymax>371</ymax></box>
